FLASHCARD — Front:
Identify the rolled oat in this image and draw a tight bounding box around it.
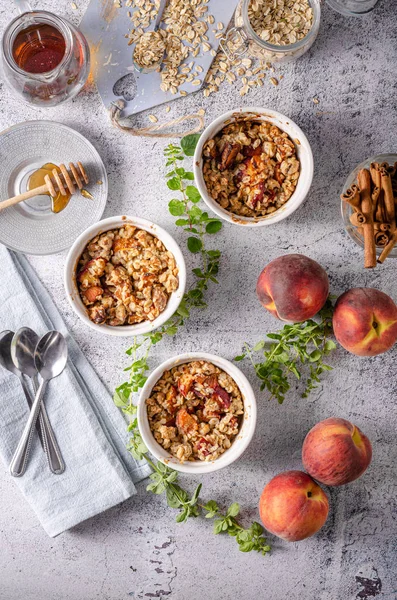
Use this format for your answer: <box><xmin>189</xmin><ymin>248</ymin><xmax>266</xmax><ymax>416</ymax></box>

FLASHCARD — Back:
<box><xmin>247</xmin><ymin>0</ymin><xmax>313</xmax><ymax>47</ymax></box>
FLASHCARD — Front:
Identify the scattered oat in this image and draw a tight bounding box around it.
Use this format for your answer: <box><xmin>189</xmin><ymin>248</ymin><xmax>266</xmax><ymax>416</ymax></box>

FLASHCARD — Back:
<box><xmin>165</xmin><ymin>106</ymin><xmax>171</xmax><ymax>113</ymax></box>
<box><xmin>197</xmin><ymin>108</ymin><xmax>206</xmax><ymax>116</ymax></box>
<box><xmin>126</xmin><ymin>0</ymin><xmax>284</xmax><ymax>101</ymax></box>
<box><xmin>71</xmin><ymin>1</ymin><xmax>78</xmax><ymax>9</ymax></box>
<box><xmin>148</xmin><ymin>114</ymin><xmax>158</xmax><ymax>123</ymax></box>
<box><xmin>312</xmin><ymin>97</ymin><xmax>320</xmax><ymax>104</ymax></box>
<box><xmin>96</xmin><ymin>180</ymin><xmax>103</xmax><ymax>186</ymax></box>
<box><xmin>242</xmin><ymin>58</ymin><xmax>252</xmax><ymax>68</ymax></box>
<box><xmin>270</xmin><ymin>77</ymin><xmax>279</xmax><ymax>86</ymax></box>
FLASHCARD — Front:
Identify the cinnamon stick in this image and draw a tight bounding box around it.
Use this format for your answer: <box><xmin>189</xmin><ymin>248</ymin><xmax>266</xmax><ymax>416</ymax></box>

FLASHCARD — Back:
<box><xmin>370</xmin><ymin>162</ymin><xmax>381</xmax><ymax>187</ymax></box>
<box><xmin>378</xmin><ymin>231</ymin><xmax>397</xmax><ymax>263</ymax></box>
<box><xmin>375</xmin><ymin>192</ymin><xmax>386</xmax><ymax>223</ymax></box>
<box><xmin>341</xmin><ymin>184</ymin><xmax>361</xmax><ymax>209</ymax></box>
<box><xmin>370</xmin><ymin>163</ymin><xmax>381</xmax><ymax>218</ymax></box>
<box><xmin>349</xmin><ymin>212</ymin><xmax>366</xmax><ymax>227</ymax></box>
<box><xmin>374</xmin><ymin>231</ymin><xmax>389</xmax><ymax>247</ymax></box>
<box><xmin>381</xmin><ymin>162</ymin><xmax>396</xmax><ymax>177</ymax></box>
<box><xmin>380</xmin><ymin>167</ymin><xmax>395</xmax><ymax>227</ymax></box>
<box><xmin>357</xmin><ymin>168</ymin><xmax>376</xmax><ymax>268</ymax></box>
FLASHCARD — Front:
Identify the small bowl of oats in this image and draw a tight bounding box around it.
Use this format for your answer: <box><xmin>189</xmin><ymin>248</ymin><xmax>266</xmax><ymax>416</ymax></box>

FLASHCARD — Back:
<box><xmin>138</xmin><ymin>352</ymin><xmax>257</xmax><ymax>474</ymax></box>
<box><xmin>64</xmin><ymin>216</ymin><xmax>186</xmax><ymax>337</ymax></box>
<box><xmin>194</xmin><ymin>108</ymin><xmax>314</xmax><ymax>227</ymax></box>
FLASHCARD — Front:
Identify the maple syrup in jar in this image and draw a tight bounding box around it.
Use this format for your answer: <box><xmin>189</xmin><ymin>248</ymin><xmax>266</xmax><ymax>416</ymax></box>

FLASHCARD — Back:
<box><xmin>12</xmin><ymin>23</ymin><xmax>66</xmax><ymax>74</ymax></box>
<box><xmin>1</xmin><ymin>11</ymin><xmax>90</xmax><ymax>106</ymax></box>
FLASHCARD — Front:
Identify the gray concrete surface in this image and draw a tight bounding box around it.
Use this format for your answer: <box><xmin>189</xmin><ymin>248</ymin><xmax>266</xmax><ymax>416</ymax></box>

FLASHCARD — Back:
<box><xmin>0</xmin><ymin>1</ymin><xmax>396</xmax><ymax>599</ymax></box>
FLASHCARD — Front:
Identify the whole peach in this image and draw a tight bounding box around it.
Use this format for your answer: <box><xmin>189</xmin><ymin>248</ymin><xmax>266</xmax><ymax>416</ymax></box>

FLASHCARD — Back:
<box><xmin>258</xmin><ymin>470</ymin><xmax>329</xmax><ymax>542</ymax></box>
<box><xmin>256</xmin><ymin>254</ymin><xmax>329</xmax><ymax>322</ymax></box>
<box><xmin>302</xmin><ymin>417</ymin><xmax>372</xmax><ymax>486</ymax></box>
<box><xmin>333</xmin><ymin>288</ymin><xmax>397</xmax><ymax>356</ymax></box>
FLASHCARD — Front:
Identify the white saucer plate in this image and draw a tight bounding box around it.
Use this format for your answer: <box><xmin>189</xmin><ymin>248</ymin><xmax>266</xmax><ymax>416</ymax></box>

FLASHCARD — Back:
<box><xmin>0</xmin><ymin>120</ymin><xmax>108</xmax><ymax>255</ymax></box>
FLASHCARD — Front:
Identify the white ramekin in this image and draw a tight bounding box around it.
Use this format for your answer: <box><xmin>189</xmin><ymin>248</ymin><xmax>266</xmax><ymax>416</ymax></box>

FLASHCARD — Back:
<box><xmin>193</xmin><ymin>107</ymin><xmax>314</xmax><ymax>227</ymax></box>
<box><xmin>64</xmin><ymin>215</ymin><xmax>186</xmax><ymax>337</ymax></box>
<box><xmin>138</xmin><ymin>352</ymin><xmax>257</xmax><ymax>474</ymax></box>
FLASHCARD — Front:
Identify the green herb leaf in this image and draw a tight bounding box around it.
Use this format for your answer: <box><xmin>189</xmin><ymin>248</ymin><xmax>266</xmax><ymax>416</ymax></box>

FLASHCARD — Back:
<box><xmin>181</xmin><ymin>133</ymin><xmax>201</xmax><ymax>156</ymax></box>
<box><xmin>167</xmin><ymin>177</ymin><xmax>181</xmax><ymax>191</ymax></box>
<box><xmin>187</xmin><ymin>237</ymin><xmax>203</xmax><ymax>253</ymax></box>
<box><xmin>227</xmin><ymin>503</ymin><xmax>240</xmax><ymax>517</ymax></box>
<box><xmin>206</xmin><ymin>220</ymin><xmax>222</xmax><ymax>234</ymax></box>
<box><xmin>186</xmin><ymin>185</ymin><xmax>201</xmax><ymax>203</ymax></box>
<box><xmin>168</xmin><ymin>199</ymin><xmax>185</xmax><ymax>216</ymax></box>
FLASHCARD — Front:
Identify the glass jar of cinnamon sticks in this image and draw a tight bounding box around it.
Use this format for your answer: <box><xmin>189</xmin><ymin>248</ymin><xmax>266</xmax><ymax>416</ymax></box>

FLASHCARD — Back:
<box><xmin>341</xmin><ymin>154</ymin><xmax>397</xmax><ymax>268</ymax></box>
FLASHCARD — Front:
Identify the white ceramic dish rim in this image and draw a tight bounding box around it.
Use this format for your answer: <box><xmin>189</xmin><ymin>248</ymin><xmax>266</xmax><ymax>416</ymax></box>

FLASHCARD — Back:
<box><xmin>138</xmin><ymin>352</ymin><xmax>257</xmax><ymax>474</ymax></box>
<box><xmin>193</xmin><ymin>107</ymin><xmax>314</xmax><ymax>227</ymax></box>
<box><xmin>64</xmin><ymin>215</ymin><xmax>187</xmax><ymax>337</ymax></box>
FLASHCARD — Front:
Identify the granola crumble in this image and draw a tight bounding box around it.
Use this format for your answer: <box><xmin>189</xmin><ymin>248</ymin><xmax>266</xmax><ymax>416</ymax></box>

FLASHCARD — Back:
<box><xmin>147</xmin><ymin>361</ymin><xmax>244</xmax><ymax>462</ymax></box>
<box><xmin>76</xmin><ymin>225</ymin><xmax>179</xmax><ymax>326</ymax></box>
<box><xmin>202</xmin><ymin>118</ymin><xmax>300</xmax><ymax>218</ymax></box>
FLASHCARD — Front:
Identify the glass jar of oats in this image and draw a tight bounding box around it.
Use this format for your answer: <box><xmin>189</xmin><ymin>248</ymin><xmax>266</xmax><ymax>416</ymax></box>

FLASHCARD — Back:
<box><xmin>221</xmin><ymin>0</ymin><xmax>321</xmax><ymax>64</ymax></box>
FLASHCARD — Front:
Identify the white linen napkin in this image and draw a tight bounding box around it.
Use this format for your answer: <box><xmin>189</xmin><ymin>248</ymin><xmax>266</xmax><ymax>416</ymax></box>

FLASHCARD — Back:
<box><xmin>0</xmin><ymin>247</ymin><xmax>151</xmax><ymax>537</ymax></box>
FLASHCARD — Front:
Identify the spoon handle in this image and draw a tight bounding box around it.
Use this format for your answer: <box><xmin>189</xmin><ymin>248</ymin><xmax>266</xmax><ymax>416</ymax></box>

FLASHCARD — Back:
<box><xmin>10</xmin><ymin>379</ymin><xmax>48</xmax><ymax>477</ymax></box>
<box><xmin>153</xmin><ymin>0</ymin><xmax>167</xmax><ymax>30</ymax></box>
<box><xmin>19</xmin><ymin>374</ymin><xmax>45</xmax><ymax>449</ymax></box>
<box><xmin>32</xmin><ymin>376</ymin><xmax>65</xmax><ymax>475</ymax></box>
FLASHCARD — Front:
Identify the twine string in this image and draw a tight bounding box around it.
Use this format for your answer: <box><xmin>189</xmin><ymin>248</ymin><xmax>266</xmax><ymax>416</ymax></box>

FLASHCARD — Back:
<box><xmin>109</xmin><ymin>99</ymin><xmax>205</xmax><ymax>138</ymax></box>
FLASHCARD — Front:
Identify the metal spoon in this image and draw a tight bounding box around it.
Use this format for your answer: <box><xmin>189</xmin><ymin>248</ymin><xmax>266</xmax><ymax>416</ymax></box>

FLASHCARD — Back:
<box><xmin>0</xmin><ymin>330</ymin><xmax>45</xmax><ymax>447</ymax></box>
<box><xmin>11</xmin><ymin>327</ymin><xmax>65</xmax><ymax>475</ymax></box>
<box><xmin>10</xmin><ymin>331</ymin><xmax>68</xmax><ymax>478</ymax></box>
<box><xmin>132</xmin><ymin>0</ymin><xmax>168</xmax><ymax>74</ymax></box>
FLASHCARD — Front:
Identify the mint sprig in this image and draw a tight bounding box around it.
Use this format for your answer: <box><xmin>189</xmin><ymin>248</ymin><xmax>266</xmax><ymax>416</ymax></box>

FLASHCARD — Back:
<box><xmin>235</xmin><ymin>299</ymin><xmax>336</xmax><ymax>404</ymax></box>
<box><xmin>114</xmin><ymin>134</ymin><xmax>223</xmax><ymax>459</ymax></box>
<box><xmin>143</xmin><ymin>458</ymin><xmax>270</xmax><ymax>554</ymax></box>
<box><xmin>112</xmin><ymin>135</ymin><xmax>269</xmax><ymax>557</ymax></box>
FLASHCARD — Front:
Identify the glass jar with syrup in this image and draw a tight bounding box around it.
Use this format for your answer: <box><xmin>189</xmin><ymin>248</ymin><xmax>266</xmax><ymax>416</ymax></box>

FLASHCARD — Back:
<box><xmin>1</xmin><ymin>1</ymin><xmax>90</xmax><ymax>106</ymax></box>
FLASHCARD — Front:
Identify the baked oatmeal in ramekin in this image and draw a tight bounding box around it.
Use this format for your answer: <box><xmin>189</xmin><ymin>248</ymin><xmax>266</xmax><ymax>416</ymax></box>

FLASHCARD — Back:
<box><xmin>76</xmin><ymin>223</ymin><xmax>179</xmax><ymax>327</ymax></box>
<box><xmin>146</xmin><ymin>360</ymin><xmax>244</xmax><ymax>463</ymax></box>
<box><xmin>202</xmin><ymin>118</ymin><xmax>300</xmax><ymax>218</ymax></box>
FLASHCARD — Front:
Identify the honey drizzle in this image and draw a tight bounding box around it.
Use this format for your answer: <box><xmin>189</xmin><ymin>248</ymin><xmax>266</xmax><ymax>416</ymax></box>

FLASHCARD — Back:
<box><xmin>27</xmin><ymin>163</ymin><xmax>72</xmax><ymax>213</ymax></box>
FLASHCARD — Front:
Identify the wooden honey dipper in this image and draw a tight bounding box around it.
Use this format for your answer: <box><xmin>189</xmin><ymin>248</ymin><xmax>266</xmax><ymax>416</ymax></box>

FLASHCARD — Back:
<box><xmin>0</xmin><ymin>162</ymin><xmax>89</xmax><ymax>212</ymax></box>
